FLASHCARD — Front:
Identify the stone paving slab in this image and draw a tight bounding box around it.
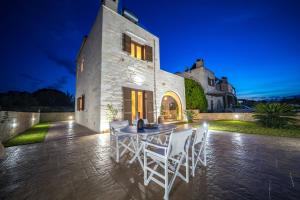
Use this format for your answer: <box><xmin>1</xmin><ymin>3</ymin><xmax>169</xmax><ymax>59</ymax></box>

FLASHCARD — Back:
<box><xmin>0</xmin><ymin>123</ymin><xmax>300</xmax><ymax>200</ymax></box>
<box><xmin>45</xmin><ymin>121</ymin><xmax>98</xmax><ymax>142</ymax></box>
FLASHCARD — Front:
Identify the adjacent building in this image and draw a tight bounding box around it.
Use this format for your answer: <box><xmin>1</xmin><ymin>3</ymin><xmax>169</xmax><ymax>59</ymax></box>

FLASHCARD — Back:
<box><xmin>75</xmin><ymin>0</ymin><xmax>186</xmax><ymax>132</ymax></box>
<box><xmin>177</xmin><ymin>59</ymin><xmax>237</xmax><ymax>112</ymax></box>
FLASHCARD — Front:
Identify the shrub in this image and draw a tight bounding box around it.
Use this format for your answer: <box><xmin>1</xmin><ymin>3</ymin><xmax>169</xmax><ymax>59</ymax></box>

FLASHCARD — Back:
<box><xmin>184</xmin><ymin>78</ymin><xmax>208</xmax><ymax>112</ymax></box>
<box><xmin>253</xmin><ymin>103</ymin><xmax>296</xmax><ymax>128</ymax></box>
<box><xmin>106</xmin><ymin>104</ymin><xmax>118</xmax><ymax>122</ymax></box>
<box><xmin>185</xmin><ymin>110</ymin><xmax>195</xmax><ymax>123</ymax></box>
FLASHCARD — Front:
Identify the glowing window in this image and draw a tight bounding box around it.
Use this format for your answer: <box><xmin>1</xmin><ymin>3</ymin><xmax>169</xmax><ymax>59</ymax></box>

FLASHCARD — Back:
<box><xmin>131</xmin><ymin>43</ymin><xmax>135</xmax><ymax>58</ymax></box>
<box><xmin>131</xmin><ymin>91</ymin><xmax>136</xmax><ymax>122</ymax></box>
<box><xmin>130</xmin><ymin>42</ymin><xmax>144</xmax><ymax>60</ymax></box>
<box><xmin>138</xmin><ymin>91</ymin><xmax>143</xmax><ymax>119</ymax></box>
<box><xmin>80</xmin><ymin>58</ymin><xmax>84</xmax><ymax>72</ymax></box>
<box><xmin>136</xmin><ymin>45</ymin><xmax>142</xmax><ymax>60</ymax></box>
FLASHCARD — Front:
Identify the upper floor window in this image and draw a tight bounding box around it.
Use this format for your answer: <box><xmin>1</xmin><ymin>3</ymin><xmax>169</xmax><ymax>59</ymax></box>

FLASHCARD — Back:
<box><xmin>77</xmin><ymin>94</ymin><xmax>85</xmax><ymax>111</ymax></box>
<box><xmin>123</xmin><ymin>33</ymin><xmax>153</xmax><ymax>62</ymax></box>
<box><xmin>80</xmin><ymin>58</ymin><xmax>84</xmax><ymax>72</ymax></box>
<box><xmin>131</xmin><ymin>42</ymin><xmax>143</xmax><ymax>60</ymax></box>
<box><xmin>208</xmin><ymin>78</ymin><xmax>215</xmax><ymax>86</ymax></box>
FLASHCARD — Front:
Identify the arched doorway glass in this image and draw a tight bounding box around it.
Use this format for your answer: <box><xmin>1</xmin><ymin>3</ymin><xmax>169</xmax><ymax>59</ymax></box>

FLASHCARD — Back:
<box><xmin>160</xmin><ymin>91</ymin><xmax>182</xmax><ymax>122</ymax></box>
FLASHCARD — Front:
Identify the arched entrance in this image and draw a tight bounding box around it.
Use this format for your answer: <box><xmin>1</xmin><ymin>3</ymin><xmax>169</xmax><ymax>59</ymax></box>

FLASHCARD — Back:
<box><xmin>160</xmin><ymin>91</ymin><xmax>183</xmax><ymax>121</ymax></box>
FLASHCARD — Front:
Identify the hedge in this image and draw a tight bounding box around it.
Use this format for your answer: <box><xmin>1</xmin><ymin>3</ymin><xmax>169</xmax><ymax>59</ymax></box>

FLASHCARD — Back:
<box><xmin>185</xmin><ymin>78</ymin><xmax>208</xmax><ymax>112</ymax></box>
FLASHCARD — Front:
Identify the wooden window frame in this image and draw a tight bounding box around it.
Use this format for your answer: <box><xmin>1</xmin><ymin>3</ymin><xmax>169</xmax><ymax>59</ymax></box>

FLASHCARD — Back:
<box><xmin>130</xmin><ymin>41</ymin><xmax>145</xmax><ymax>60</ymax></box>
<box><xmin>122</xmin><ymin>33</ymin><xmax>153</xmax><ymax>62</ymax></box>
<box><xmin>77</xmin><ymin>94</ymin><xmax>85</xmax><ymax>111</ymax></box>
<box><xmin>123</xmin><ymin>87</ymin><xmax>154</xmax><ymax>124</ymax></box>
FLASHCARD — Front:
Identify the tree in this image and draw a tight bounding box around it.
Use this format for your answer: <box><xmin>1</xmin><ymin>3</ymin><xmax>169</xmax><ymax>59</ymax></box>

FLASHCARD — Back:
<box><xmin>0</xmin><ymin>91</ymin><xmax>38</xmax><ymax>108</ymax></box>
<box><xmin>253</xmin><ymin>103</ymin><xmax>297</xmax><ymax>128</ymax></box>
<box><xmin>32</xmin><ymin>89</ymin><xmax>74</xmax><ymax>107</ymax></box>
<box><xmin>184</xmin><ymin>78</ymin><xmax>208</xmax><ymax>112</ymax></box>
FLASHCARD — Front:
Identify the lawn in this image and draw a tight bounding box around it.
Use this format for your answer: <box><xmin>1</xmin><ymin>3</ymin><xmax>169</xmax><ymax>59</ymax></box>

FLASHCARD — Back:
<box><xmin>208</xmin><ymin>120</ymin><xmax>300</xmax><ymax>138</ymax></box>
<box><xmin>4</xmin><ymin>123</ymin><xmax>50</xmax><ymax>147</ymax></box>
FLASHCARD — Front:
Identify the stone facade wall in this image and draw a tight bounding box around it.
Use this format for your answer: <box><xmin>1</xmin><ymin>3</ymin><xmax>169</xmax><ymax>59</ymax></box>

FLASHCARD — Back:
<box><xmin>192</xmin><ymin>111</ymin><xmax>255</xmax><ymax>121</ymax></box>
<box><xmin>156</xmin><ymin>70</ymin><xmax>186</xmax><ymax>120</ymax></box>
<box><xmin>40</xmin><ymin>112</ymin><xmax>75</xmax><ymax>123</ymax></box>
<box><xmin>75</xmin><ymin>6</ymin><xmax>103</xmax><ymax>132</ymax></box>
<box><xmin>206</xmin><ymin>96</ymin><xmax>224</xmax><ymax>112</ymax></box>
<box><xmin>180</xmin><ymin>67</ymin><xmax>224</xmax><ymax>112</ymax></box>
<box><xmin>193</xmin><ymin>111</ymin><xmax>300</xmax><ymax>125</ymax></box>
<box><xmin>99</xmin><ymin>5</ymin><xmax>160</xmax><ymax>131</ymax></box>
<box><xmin>0</xmin><ymin>111</ymin><xmax>40</xmax><ymax>142</ymax></box>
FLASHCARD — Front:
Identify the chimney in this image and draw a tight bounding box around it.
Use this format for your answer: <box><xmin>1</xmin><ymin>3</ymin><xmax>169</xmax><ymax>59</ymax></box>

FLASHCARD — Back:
<box><xmin>102</xmin><ymin>0</ymin><xmax>119</xmax><ymax>12</ymax></box>
<box><xmin>221</xmin><ymin>77</ymin><xmax>228</xmax><ymax>83</ymax></box>
<box><xmin>196</xmin><ymin>58</ymin><xmax>204</xmax><ymax>68</ymax></box>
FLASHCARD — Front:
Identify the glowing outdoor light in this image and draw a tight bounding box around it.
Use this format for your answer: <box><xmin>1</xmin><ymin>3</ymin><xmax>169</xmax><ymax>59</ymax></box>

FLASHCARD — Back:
<box><xmin>69</xmin><ymin>116</ymin><xmax>73</xmax><ymax>120</ymax></box>
<box><xmin>133</xmin><ymin>75</ymin><xmax>144</xmax><ymax>86</ymax></box>
<box><xmin>32</xmin><ymin>117</ymin><xmax>35</xmax><ymax>121</ymax></box>
<box><xmin>234</xmin><ymin>114</ymin><xmax>239</xmax><ymax>119</ymax></box>
<box><xmin>11</xmin><ymin>119</ymin><xmax>17</xmax><ymax>128</ymax></box>
<box><xmin>164</xmin><ymin>96</ymin><xmax>168</xmax><ymax>101</ymax></box>
<box><xmin>203</xmin><ymin>122</ymin><xmax>208</xmax><ymax>128</ymax></box>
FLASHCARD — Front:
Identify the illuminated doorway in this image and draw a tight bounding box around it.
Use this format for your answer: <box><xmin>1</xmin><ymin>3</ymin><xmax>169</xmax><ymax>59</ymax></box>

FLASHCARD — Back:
<box><xmin>123</xmin><ymin>87</ymin><xmax>154</xmax><ymax>125</ymax></box>
<box><xmin>131</xmin><ymin>90</ymin><xmax>144</xmax><ymax>122</ymax></box>
<box><xmin>160</xmin><ymin>91</ymin><xmax>183</xmax><ymax>121</ymax></box>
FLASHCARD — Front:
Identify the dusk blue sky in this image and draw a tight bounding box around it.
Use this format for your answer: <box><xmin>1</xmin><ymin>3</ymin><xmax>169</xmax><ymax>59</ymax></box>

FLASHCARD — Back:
<box><xmin>0</xmin><ymin>0</ymin><xmax>299</xmax><ymax>99</ymax></box>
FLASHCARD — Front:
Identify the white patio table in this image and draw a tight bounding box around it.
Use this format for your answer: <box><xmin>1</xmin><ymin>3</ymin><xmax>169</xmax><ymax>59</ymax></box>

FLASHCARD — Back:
<box><xmin>119</xmin><ymin>124</ymin><xmax>177</xmax><ymax>169</ymax></box>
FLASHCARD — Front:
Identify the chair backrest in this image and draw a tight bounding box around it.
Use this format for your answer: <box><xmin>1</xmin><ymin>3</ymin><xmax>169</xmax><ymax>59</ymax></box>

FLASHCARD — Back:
<box><xmin>143</xmin><ymin>119</ymin><xmax>149</xmax><ymax>125</ymax></box>
<box><xmin>109</xmin><ymin>120</ymin><xmax>129</xmax><ymax>133</ymax></box>
<box><xmin>167</xmin><ymin>129</ymin><xmax>193</xmax><ymax>157</ymax></box>
<box><xmin>193</xmin><ymin>125</ymin><xmax>208</xmax><ymax>145</ymax></box>
<box><xmin>132</xmin><ymin>119</ymin><xmax>137</xmax><ymax>126</ymax></box>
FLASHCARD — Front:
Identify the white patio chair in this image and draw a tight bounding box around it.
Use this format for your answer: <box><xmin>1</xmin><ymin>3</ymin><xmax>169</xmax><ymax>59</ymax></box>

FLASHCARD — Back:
<box><xmin>143</xmin><ymin>129</ymin><xmax>193</xmax><ymax>200</ymax></box>
<box><xmin>110</xmin><ymin>120</ymin><xmax>136</xmax><ymax>163</ymax></box>
<box><xmin>191</xmin><ymin>124</ymin><xmax>208</xmax><ymax>176</ymax></box>
<box><xmin>143</xmin><ymin>118</ymin><xmax>149</xmax><ymax>125</ymax></box>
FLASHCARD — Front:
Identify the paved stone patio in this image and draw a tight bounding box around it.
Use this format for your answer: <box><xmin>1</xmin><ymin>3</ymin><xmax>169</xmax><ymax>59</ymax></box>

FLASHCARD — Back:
<box><xmin>0</xmin><ymin>121</ymin><xmax>300</xmax><ymax>200</ymax></box>
<box><xmin>45</xmin><ymin>121</ymin><xmax>98</xmax><ymax>142</ymax></box>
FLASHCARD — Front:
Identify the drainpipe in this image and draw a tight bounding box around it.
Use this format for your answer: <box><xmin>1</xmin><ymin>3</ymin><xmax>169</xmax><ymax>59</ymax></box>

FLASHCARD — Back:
<box><xmin>153</xmin><ymin>39</ymin><xmax>158</xmax><ymax>122</ymax></box>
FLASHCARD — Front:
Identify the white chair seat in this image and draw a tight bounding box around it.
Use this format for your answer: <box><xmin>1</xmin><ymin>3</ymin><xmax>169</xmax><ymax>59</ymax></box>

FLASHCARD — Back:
<box><xmin>143</xmin><ymin>129</ymin><xmax>193</xmax><ymax>200</ymax></box>
<box><xmin>147</xmin><ymin>146</ymin><xmax>167</xmax><ymax>161</ymax></box>
<box><xmin>190</xmin><ymin>124</ymin><xmax>208</xmax><ymax>176</ymax></box>
<box><xmin>110</xmin><ymin>120</ymin><xmax>136</xmax><ymax>163</ymax></box>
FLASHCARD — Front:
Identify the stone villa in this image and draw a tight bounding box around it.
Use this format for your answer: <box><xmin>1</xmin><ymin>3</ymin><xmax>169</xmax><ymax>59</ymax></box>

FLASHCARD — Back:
<box><xmin>177</xmin><ymin>59</ymin><xmax>237</xmax><ymax>112</ymax></box>
<box><xmin>75</xmin><ymin>0</ymin><xmax>236</xmax><ymax>132</ymax></box>
<box><xmin>75</xmin><ymin>0</ymin><xmax>186</xmax><ymax>132</ymax></box>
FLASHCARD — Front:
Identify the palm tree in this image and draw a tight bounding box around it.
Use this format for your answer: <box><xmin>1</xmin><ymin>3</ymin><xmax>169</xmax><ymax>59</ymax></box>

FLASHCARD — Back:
<box><xmin>253</xmin><ymin>103</ymin><xmax>296</xmax><ymax>128</ymax></box>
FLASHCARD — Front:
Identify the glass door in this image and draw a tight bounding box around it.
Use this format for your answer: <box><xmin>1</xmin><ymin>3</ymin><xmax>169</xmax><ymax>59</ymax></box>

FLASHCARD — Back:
<box><xmin>131</xmin><ymin>90</ymin><xmax>144</xmax><ymax>122</ymax></box>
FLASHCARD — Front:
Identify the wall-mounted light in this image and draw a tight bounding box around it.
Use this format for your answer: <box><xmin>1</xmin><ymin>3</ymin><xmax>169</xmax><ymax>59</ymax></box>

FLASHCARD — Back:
<box><xmin>32</xmin><ymin>117</ymin><xmax>35</xmax><ymax>121</ymax></box>
<box><xmin>164</xmin><ymin>96</ymin><xmax>168</xmax><ymax>101</ymax></box>
<box><xmin>234</xmin><ymin>114</ymin><xmax>239</xmax><ymax>119</ymax></box>
<box><xmin>133</xmin><ymin>75</ymin><xmax>144</xmax><ymax>86</ymax></box>
<box><xmin>69</xmin><ymin>116</ymin><xmax>73</xmax><ymax>120</ymax></box>
<box><xmin>11</xmin><ymin>119</ymin><xmax>17</xmax><ymax>128</ymax></box>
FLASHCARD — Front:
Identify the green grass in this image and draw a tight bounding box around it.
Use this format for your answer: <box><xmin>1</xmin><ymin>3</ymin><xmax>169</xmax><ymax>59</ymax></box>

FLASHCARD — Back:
<box><xmin>208</xmin><ymin>120</ymin><xmax>300</xmax><ymax>138</ymax></box>
<box><xmin>4</xmin><ymin>123</ymin><xmax>50</xmax><ymax>147</ymax></box>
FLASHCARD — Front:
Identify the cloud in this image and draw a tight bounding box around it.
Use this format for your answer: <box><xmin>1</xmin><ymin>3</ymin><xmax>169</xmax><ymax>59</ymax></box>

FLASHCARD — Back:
<box><xmin>43</xmin><ymin>50</ymin><xmax>75</xmax><ymax>76</ymax></box>
<box><xmin>47</xmin><ymin>76</ymin><xmax>68</xmax><ymax>90</ymax></box>
<box><xmin>19</xmin><ymin>73</ymin><xmax>43</xmax><ymax>83</ymax></box>
<box><xmin>19</xmin><ymin>72</ymin><xmax>44</xmax><ymax>89</ymax></box>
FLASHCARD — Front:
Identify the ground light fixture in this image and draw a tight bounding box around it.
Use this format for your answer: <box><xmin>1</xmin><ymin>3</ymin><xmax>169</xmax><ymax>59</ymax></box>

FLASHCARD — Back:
<box><xmin>11</xmin><ymin>119</ymin><xmax>17</xmax><ymax>128</ymax></box>
<box><xmin>203</xmin><ymin>122</ymin><xmax>208</xmax><ymax>128</ymax></box>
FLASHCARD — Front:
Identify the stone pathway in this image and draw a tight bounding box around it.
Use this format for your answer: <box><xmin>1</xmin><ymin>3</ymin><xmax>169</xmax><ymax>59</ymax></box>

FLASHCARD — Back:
<box><xmin>0</xmin><ymin>124</ymin><xmax>300</xmax><ymax>200</ymax></box>
<box><xmin>45</xmin><ymin>121</ymin><xmax>98</xmax><ymax>142</ymax></box>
